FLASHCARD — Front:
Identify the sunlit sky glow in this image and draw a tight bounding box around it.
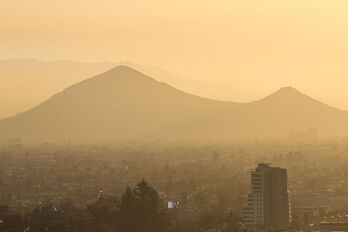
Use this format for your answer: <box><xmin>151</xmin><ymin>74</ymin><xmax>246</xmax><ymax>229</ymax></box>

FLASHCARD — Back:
<box><xmin>1</xmin><ymin>0</ymin><xmax>348</xmax><ymax>109</ymax></box>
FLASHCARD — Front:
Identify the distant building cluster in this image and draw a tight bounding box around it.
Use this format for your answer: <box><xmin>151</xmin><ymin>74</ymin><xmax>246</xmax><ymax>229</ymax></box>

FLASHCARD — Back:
<box><xmin>2</xmin><ymin>142</ymin><xmax>348</xmax><ymax>232</ymax></box>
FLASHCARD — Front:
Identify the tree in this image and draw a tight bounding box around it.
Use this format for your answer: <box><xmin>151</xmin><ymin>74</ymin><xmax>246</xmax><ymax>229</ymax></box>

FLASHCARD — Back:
<box><xmin>132</xmin><ymin>179</ymin><xmax>164</xmax><ymax>232</ymax></box>
<box><xmin>89</xmin><ymin>180</ymin><xmax>167</xmax><ymax>232</ymax></box>
<box><xmin>120</xmin><ymin>186</ymin><xmax>135</xmax><ymax>211</ymax></box>
<box><xmin>118</xmin><ymin>179</ymin><xmax>166</xmax><ymax>232</ymax></box>
<box><xmin>119</xmin><ymin>186</ymin><xmax>136</xmax><ymax>231</ymax></box>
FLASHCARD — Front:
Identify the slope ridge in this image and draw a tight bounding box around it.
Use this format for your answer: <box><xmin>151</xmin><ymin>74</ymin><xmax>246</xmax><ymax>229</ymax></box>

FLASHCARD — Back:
<box><xmin>0</xmin><ymin>66</ymin><xmax>347</xmax><ymax>142</ymax></box>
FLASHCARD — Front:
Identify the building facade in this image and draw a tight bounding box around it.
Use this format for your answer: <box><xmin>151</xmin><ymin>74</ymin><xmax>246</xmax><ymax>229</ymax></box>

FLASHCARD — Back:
<box><xmin>244</xmin><ymin>163</ymin><xmax>290</xmax><ymax>231</ymax></box>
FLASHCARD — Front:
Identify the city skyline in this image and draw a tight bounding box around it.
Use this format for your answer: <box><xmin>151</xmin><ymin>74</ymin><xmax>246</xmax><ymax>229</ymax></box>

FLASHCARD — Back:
<box><xmin>1</xmin><ymin>1</ymin><xmax>348</xmax><ymax>232</ymax></box>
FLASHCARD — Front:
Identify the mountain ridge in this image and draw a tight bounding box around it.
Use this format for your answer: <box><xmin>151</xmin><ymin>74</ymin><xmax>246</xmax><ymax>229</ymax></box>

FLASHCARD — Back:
<box><xmin>0</xmin><ymin>59</ymin><xmax>257</xmax><ymax>119</ymax></box>
<box><xmin>1</xmin><ymin>65</ymin><xmax>347</xmax><ymax>143</ymax></box>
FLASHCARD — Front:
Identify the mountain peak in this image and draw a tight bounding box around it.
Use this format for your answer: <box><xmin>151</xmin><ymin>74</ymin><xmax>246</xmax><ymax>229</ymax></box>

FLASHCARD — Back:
<box><xmin>255</xmin><ymin>86</ymin><xmax>316</xmax><ymax>106</ymax></box>
<box><xmin>1</xmin><ymin>70</ymin><xmax>347</xmax><ymax>142</ymax></box>
<box><xmin>84</xmin><ymin>65</ymin><xmax>156</xmax><ymax>84</ymax></box>
<box><xmin>268</xmin><ymin>86</ymin><xmax>306</xmax><ymax>99</ymax></box>
<box><xmin>276</xmin><ymin>86</ymin><xmax>301</xmax><ymax>94</ymax></box>
<box><xmin>106</xmin><ymin>65</ymin><xmax>144</xmax><ymax>75</ymax></box>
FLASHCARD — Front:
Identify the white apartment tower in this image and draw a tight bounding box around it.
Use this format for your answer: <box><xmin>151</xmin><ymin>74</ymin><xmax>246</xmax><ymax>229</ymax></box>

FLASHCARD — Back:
<box><xmin>244</xmin><ymin>163</ymin><xmax>290</xmax><ymax>231</ymax></box>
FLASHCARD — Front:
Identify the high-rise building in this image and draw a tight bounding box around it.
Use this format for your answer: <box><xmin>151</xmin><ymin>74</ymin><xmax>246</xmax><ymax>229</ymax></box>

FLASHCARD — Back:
<box><xmin>244</xmin><ymin>163</ymin><xmax>290</xmax><ymax>230</ymax></box>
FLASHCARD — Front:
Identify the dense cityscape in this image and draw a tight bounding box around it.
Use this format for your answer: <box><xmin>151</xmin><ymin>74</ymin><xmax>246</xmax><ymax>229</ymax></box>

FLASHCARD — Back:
<box><xmin>1</xmin><ymin>139</ymin><xmax>348</xmax><ymax>231</ymax></box>
<box><xmin>2</xmin><ymin>0</ymin><xmax>348</xmax><ymax>231</ymax></box>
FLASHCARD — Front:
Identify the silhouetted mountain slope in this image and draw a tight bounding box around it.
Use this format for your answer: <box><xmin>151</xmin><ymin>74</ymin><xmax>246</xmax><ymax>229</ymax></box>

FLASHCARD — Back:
<box><xmin>0</xmin><ymin>66</ymin><xmax>233</xmax><ymax>142</ymax></box>
<box><xmin>0</xmin><ymin>59</ymin><xmax>115</xmax><ymax>118</ymax></box>
<box><xmin>222</xmin><ymin>87</ymin><xmax>348</xmax><ymax>138</ymax></box>
<box><xmin>0</xmin><ymin>66</ymin><xmax>347</xmax><ymax>142</ymax></box>
<box><xmin>0</xmin><ymin>59</ymin><xmax>243</xmax><ymax>119</ymax></box>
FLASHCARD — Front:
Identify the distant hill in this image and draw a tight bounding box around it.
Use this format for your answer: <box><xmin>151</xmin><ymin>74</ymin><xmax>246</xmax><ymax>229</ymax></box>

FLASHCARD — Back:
<box><xmin>0</xmin><ymin>65</ymin><xmax>347</xmax><ymax>143</ymax></box>
<box><xmin>0</xmin><ymin>59</ymin><xmax>245</xmax><ymax>119</ymax></box>
<box><xmin>0</xmin><ymin>59</ymin><xmax>115</xmax><ymax>119</ymax></box>
<box><xmin>121</xmin><ymin>61</ymin><xmax>248</xmax><ymax>103</ymax></box>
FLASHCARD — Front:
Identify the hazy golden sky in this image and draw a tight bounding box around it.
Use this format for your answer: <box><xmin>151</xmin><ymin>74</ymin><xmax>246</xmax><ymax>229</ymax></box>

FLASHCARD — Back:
<box><xmin>1</xmin><ymin>0</ymin><xmax>348</xmax><ymax>109</ymax></box>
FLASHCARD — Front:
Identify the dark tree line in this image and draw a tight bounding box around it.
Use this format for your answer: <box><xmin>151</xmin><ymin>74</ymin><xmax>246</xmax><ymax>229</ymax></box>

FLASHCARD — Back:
<box><xmin>89</xmin><ymin>179</ymin><xmax>167</xmax><ymax>232</ymax></box>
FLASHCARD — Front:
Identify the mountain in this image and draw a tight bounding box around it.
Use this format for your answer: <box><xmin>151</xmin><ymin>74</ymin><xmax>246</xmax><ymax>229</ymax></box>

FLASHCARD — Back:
<box><xmin>0</xmin><ymin>59</ymin><xmax>245</xmax><ymax>119</ymax></box>
<box><xmin>0</xmin><ymin>66</ymin><xmax>347</xmax><ymax>143</ymax></box>
<box><xmin>122</xmin><ymin>61</ymin><xmax>248</xmax><ymax>103</ymax></box>
<box><xmin>0</xmin><ymin>59</ymin><xmax>115</xmax><ymax>119</ymax></box>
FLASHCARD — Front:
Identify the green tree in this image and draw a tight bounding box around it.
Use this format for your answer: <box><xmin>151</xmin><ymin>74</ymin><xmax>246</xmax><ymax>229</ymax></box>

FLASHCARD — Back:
<box><xmin>119</xmin><ymin>186</ymin><xmax>136</xmax><ymax>231</ymax></box>
<box><xmin>132</xmin><ymin>179</ymin><xmax>164</xmax><ymax>232</ymax></box>
<box><xmin>118</xmin><ymin>179</ymin><xmax>166</xmax><ymax>232</ymax></box>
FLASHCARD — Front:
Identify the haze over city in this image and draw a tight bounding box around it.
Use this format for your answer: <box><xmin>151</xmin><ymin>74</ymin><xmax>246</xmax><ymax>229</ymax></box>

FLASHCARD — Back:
<box><xmin>1</xmin><ymin>1</ymin><xmax>348</xmax><ymax>232</ymax></box>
